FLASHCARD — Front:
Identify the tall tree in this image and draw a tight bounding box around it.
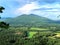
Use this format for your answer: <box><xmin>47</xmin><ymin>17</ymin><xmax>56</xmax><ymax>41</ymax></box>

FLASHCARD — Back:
<box><xmin>0</xmin><ymin>6</ymin><xmax>9</xmax><ymax>29</ymax></box>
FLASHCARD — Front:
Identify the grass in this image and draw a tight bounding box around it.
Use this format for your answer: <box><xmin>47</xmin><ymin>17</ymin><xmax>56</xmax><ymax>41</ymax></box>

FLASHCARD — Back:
<box><xmin>30</xmin><ymin>28</ymin><xmax>49</xmax><ymax>30</ymax></box>
<box><xmin>10</xmin><ymin>27</ymin><xmax>60</xmax><ymax>38</ymax></box>
<box><xmin>28</xmin><ymin>32</ymin><xmax>37</xmax><ymax>38</ymax></box>
<box><xmin>28</xmin><ymin>27</ymin><xmax>49</xmax><ymax>38</ymax></box>
<box><xmin>55</xmin><ymin>33</ymin><xmax>60</xmax><ymax>37</ymax></box>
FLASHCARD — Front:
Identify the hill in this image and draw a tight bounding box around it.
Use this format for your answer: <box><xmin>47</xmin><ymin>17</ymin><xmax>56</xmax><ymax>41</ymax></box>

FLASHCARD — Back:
<box><xmin>0</xmin><ymin>17</ymin><xmax>12</xmax><ymax>21</ymax></box>
<box><xmin>4</xmin><ymin>14</ymin><xmax>58</xmax><ymax>27</ymax></box>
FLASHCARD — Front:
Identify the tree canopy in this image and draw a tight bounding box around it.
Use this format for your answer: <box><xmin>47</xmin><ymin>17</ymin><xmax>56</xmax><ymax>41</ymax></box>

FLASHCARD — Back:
<box><xmin>0</xmin><ymin>6</ymin><xmax>5</xmax><ymax>13</ymax></box>
<box><xmin>0</xmin><ymin>6</ymin><xmax>9</xmax><ymax>29</ymax></box>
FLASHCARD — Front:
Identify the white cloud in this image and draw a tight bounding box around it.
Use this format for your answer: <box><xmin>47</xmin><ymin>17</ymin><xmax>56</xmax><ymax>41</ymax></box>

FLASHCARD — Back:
<box><xmin>14</xmin><ymin>2</ymin><xmax>60</xmax><ymax>20</ymax></box>
<box><xmin>15</xmin><ymin>2</ymin><xmax>39</xmax><ymax>14</ymax></box>
<box><xmin>30</xmin><ymin>3</ymin><xmax>60</xmax><ymax>20</ymax></box>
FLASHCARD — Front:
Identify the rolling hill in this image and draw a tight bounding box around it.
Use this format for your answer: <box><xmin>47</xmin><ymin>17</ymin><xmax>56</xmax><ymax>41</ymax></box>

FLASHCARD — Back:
<box><xmin>4</xmin><ymin>14</ymin><xmax>58</xmax><ymax>27</ymax></box>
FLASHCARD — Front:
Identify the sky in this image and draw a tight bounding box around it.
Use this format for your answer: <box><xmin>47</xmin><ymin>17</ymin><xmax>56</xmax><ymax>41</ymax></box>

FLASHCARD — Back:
<box><xmin>0</xmin><ymin>0</ymin><xmax>60</xmax><ymax>20</ymax></box>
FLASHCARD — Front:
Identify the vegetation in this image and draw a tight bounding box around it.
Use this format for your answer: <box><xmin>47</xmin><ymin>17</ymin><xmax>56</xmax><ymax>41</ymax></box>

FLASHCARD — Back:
<box><xmin>0</xmin><ymin>6</ymin><xmax>5</xmax><ymax>13</ymax></box>
<box><xmin>4</xmin><ymin>14</ymin><xmax>58</xmax><ymax>27</ymax></box>
<box><xmin>0</xmin><ymin>6</ymin><xmax>60</xmax><ymax>45</ymax></box>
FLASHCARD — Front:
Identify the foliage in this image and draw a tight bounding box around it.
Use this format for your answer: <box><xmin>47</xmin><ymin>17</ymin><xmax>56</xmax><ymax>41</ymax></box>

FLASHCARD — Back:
<box><xmin>4</xmin><ymin>14</ymin><xmax>56</xmax><ymax>27</ymax></box>
<box><xmin>0</xmin><ymin>22</ymin><xmax>9</xmax><ymax>29</ymax></box>
<box><xmin>0</xmin><ymin>6</ymin><xmax>60</xmax><ymax>45</ymax></box>
<box><xmin>0</xmin><ymin>6</ymin><xmax>9</xmax><ymax>29</ymax></box>
<box><xmin>0</xmin><ymin>6</ymin><xmax>5</xmax><ymax>13</ymax></box>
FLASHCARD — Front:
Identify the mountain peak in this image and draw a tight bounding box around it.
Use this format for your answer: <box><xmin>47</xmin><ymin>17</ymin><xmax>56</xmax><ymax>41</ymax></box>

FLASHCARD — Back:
<box><xmin>5</xmin><ymin>14</ymin><xmax>54</xmax><ymax>26</ymax></box>
<box><xmin>21</xmin><ymin>14</ymin><xmax>37</xmax><ymax>16</ymax></box>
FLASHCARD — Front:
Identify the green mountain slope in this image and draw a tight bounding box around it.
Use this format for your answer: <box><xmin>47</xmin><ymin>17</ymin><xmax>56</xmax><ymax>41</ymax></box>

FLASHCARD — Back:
<box><xmin>4</xmin><ymin>14</ymin><xmax>56</xmax><ymax>27</ymax></box>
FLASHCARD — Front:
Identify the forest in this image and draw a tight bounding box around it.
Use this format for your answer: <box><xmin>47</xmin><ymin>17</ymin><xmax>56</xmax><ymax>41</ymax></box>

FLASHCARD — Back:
<box><xmin>0</xmin><ymin>6</ymin><xmax>60</xmax><ymax>45</ymax></box>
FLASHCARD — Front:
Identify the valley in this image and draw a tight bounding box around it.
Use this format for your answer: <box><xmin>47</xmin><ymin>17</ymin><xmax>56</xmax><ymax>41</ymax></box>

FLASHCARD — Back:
<box><xmin>0</xmin><ymin>14</ymin><xmax>60</xmax><ymax>45</ymax></box>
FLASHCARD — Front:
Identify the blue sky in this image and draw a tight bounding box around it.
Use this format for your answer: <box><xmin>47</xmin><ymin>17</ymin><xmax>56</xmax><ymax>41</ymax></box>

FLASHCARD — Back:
<box><xmin>0</xmin><ymin>0</ymin><xmax>60</xmax><ymax>20</ymax></box>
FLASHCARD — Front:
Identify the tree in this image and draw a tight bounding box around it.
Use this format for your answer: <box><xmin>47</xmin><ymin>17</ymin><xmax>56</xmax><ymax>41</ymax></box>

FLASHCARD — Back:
<box><xmin>0</xmin><ymin>6</ymin><xmax>5</xmax><ymax>19</ymax></box>
<box><xmin>0</xmin><ymin>6</ymin><xmax>5</xmax><ymax>13</ymax></box>
<box><xmin>23</xmin><ymin>31</ymin><xmax>29</xmax><ymax>37</ymax></box>
<box><xmin>0</xmin><ymin>22</ymin><xmax>9</xmax><ymax>29</ymax></box>
<box><xmin>0</xmin><ymin>6</ymin><xmax>9</xmax><ymax>29</ymax></box>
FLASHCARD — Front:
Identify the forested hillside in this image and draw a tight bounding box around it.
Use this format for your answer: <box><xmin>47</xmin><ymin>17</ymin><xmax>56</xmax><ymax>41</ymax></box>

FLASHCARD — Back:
<box><xmin>4</xmin><ymin>14</ymin><xmax>57</xmax><ymax>27</ymax></box>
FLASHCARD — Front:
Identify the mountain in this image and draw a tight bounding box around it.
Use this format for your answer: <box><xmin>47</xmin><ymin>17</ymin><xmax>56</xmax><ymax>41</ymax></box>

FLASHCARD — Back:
<box><xmin>4</xmin><ymin>14</ymin><xmax>58</xmax><ymax>27</ymax></box>
<box><xmin>0</xmin><ymin>17</ymin><xmax>12</xmax><ymax>21</ymax></box>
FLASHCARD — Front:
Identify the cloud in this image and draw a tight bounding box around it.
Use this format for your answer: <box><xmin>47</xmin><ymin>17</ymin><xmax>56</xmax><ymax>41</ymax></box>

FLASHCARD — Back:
<box><xmin>37</xmin><ymin>0</ymin><xmax>60</xmax><ymax>4</ymax></box>
<box><xmin>31</xmin><ymin>3</ymin><xmax>60</xmax><ymax>20</ymax></box>
<box><xmin>0</xmin><ymin>0</ymin><xmax>60</xmax><ymax>20</ymax></box>
<box><xmin>15</xmin><ymin>2</ymin><xmax>39</xmax><ymax>14</ymax></box>
<box><xmin>14</xmin><ymin>1</ymin><xmax>60</xmax><ymax>20</ymax></box>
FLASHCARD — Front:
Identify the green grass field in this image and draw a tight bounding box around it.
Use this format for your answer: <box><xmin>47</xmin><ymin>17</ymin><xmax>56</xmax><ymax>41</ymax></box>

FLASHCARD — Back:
<box><xmin>29</xmin><ymin>32</ymin><xmax>37</xmax><ymax>38</ymax></box>
<box><xmin>29</xmin><ymin>27</ymin><xmax>49</xmax><ymax>38</ymax></box>
<box><xmin>30</xmin><ymin>27</ymin><xmax>49</xmax><ymax>30</ymax></box>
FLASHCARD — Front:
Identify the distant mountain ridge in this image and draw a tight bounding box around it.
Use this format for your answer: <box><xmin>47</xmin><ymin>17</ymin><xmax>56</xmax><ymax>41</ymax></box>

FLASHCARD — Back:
<box><xmin>0</xmin><ymin>17</ymin><xmax>12</xmax><ymax>21</ymax></box>
<box><xmin>4</xmin><ymin>14</ymin><xmax>60</xmax><ymax>26</ymax></box>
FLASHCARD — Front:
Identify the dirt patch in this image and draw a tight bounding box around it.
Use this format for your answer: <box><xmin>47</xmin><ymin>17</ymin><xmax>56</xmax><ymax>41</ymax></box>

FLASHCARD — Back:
<box><xmin>15</xmin><ymin>32</ymin><xmax>22</xmax><ymax>35</ymax></box>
